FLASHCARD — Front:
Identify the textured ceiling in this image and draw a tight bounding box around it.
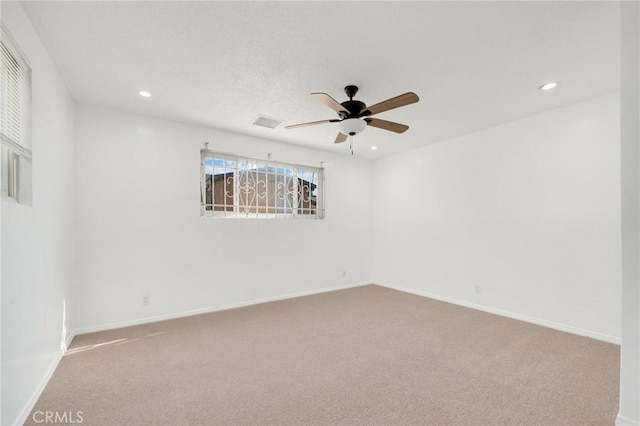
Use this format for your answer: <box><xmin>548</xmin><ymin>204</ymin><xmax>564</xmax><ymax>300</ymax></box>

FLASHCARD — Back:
<box><xmin>22</xmin><ymin>1</ymin><xmax>620</xmax><ymax>159</ymax></box>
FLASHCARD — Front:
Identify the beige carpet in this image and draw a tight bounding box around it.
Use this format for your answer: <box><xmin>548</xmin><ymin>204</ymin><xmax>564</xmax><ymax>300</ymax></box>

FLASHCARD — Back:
<box><xmin>26</xmin><ymin>285</ymin><xmax>619</xmax><ymax>426</ymax></box>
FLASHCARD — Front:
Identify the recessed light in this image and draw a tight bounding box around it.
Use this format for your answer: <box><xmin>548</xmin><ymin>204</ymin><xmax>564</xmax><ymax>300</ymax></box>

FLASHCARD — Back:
<box><xmin>539</xmin><ymin>82</ymin><xmax>557</xmax><ymax>91</ymax></box>
<box><xmin>138</xmin><ymin>90</ymin><xmax>152</xmax><ymax>97</ymax></box>
<box><xmin>371</xmin><ymin>146</ymin><xmax>378</xmax><ymax>150</ymax></box>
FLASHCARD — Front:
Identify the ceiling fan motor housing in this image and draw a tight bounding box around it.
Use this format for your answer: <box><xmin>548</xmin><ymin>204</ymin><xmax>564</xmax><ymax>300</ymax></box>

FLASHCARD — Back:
<box><xmin>339</xmin><ymin>100</ymin><xmax>367</xmax><ymax>119</ymax></box>
<box><xmin>339</xmin><ymin>86</ymin><xmax>371</xmax><ymax>119</ymax></box>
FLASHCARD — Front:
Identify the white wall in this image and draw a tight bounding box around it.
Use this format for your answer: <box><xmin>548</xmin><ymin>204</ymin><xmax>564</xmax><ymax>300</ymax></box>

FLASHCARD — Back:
<box><xmin>1</xmin><ymin>3</ymin><xmax>76</xmax><ymax>425</ymax></box>
<box><xmin>373</xmin><ymin>93</ymin><xmax>621</xmax><ymax>342</ymax></box>
<box><xmin>1</xmin><ymin>4</ymin><xmax>3</xmax><ymax>421</ymax></box>
<box><xmin>73</xmin><ymin>105</ymin><xmax>372</xmax><ymax>331</ymax></box>
<box><xmin>619</xmin><ymin>2</ymin><xmax>640</xmax><ymax>425</ymax></box>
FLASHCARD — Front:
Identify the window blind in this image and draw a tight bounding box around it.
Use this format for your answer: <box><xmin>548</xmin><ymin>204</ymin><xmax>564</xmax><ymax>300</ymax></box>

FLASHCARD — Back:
<box><xmin>1</xmin><ymin>26</ymin><xmax>32</xmax><ymax>159</ymax></box>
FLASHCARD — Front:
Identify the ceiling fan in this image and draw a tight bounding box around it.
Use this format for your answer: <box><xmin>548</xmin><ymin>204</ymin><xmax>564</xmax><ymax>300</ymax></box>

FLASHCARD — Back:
<box><xmin>285</xmin><ymin>85</ymin><xmax>419</xmax><ymax>144</ymax></box>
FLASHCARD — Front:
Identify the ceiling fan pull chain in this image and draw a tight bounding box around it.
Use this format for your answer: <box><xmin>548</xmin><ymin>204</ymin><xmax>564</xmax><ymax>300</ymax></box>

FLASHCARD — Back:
<box><xmin>350</xmin><ymin>135</ymin><xmax>354</xmax><ymax>156</ymax></box>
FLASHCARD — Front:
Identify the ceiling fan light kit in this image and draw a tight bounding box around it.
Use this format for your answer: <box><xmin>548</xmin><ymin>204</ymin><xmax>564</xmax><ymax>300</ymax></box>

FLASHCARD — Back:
<box><xmin>285</xmin><ymin>85</ymin><xmax>419</xmax><ymax>153</ymax></box>
<box><xmin>339</xmin><ymin>117</ymin><xmax>367</xmax><ymax>136</ymax></box>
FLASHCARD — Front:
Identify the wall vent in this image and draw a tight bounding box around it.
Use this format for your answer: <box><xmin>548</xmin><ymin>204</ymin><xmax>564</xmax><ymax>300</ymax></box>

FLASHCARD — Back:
<box><xmin>252</xmin><ymin>115</ymin><xmax>283</xmax><ymax>129</ymax></box>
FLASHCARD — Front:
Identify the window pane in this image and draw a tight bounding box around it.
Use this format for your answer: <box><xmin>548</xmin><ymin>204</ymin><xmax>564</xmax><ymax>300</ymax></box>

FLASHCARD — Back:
<box><xmin>213</xmin><ymin>157</ymin><xmax>234</xmax><ymax>212</ymax></box>
<box><xmin>201</xmin><ymin>151</ymin><xmax>323</xmax><ymax>219</ymax></box>
<box><xmin>297</xmin><ymin>169</ymin><xmax>317</xmax><ymax>215</ymax></box>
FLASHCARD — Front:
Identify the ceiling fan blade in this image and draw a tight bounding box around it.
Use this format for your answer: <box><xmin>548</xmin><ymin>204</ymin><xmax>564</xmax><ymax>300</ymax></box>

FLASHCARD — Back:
<box><xmin>363</xmin><ymin>92</ymin><xmax>419</xmax><ymax>116</ymax></box>
<box><xmin>334</xmin><ymin>132</ymin><xmax>348</xmax><ymax>144</ymax></box>
<box><xmin>365</xmin><ymin>118</ymin><xmax>409</xmax><ymax>134</ymax></box>
<box><xmin>311</xmin><ymin>93</ymin><xmax>348</xmax><ymax>114</ymax></box>
<box><xmin>285</xmin><ymin>119</ymin><xmax>338</xmax><ymax>129</ymax></box>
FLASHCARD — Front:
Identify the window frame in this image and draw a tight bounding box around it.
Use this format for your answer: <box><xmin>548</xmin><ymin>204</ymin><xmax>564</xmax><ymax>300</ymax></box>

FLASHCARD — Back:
<box><xmin>1</xmin><ymin>25</ymin><xmax>32</xmax><ymax>204</ymax></box>
<box><xmin>200</xmin><ymin>149</ymin><xmax>325</xmax><ymax>219</ymax></box>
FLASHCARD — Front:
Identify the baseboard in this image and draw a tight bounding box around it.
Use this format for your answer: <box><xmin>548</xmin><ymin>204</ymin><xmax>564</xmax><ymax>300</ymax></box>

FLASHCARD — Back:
<box><xmin>74</xmin><ymin>281</ymin><xmax>620</xmax><ymax>344</ymax></box>
<box><xmin>73</xmin><ymin>281</ymin><xmax>372</xmax><ymax>336</ymax></box>
<box><xmin>616</xmin><ymin>413</ymin><xmax>640</xmax><ymax>426</ymax></box>
<box><xmin>13</xmin><ymin>328</ymin><xmax>76</xmax><ymax>426</ymax></box>
<box><xmin>65</xmin><ymin>329</ymin><xmax>76</xmax><ymax>350</ymax></box>
<box><xmin>375</xmin><ymin>282</ymin><xmax>621</xmax><ymax>345</ymax></box>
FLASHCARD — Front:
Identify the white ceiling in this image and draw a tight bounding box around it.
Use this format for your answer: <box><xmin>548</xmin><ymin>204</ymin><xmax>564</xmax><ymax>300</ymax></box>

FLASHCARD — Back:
<box><xmin>22</xmin><ymin>1</ymin><xmax>620</xmax><ymax>159</ymax></box>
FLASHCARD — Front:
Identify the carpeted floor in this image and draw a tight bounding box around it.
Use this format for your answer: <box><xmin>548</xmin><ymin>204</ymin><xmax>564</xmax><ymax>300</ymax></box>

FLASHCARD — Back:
<box><xmin>26</xmin><ymin>285</ymin><xmax>619</xmax><ymax>425</ymax></box>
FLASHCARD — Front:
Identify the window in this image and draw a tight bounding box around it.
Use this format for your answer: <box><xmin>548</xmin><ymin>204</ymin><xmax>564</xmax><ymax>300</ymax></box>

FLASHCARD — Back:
<box><xmin>1</xmin><ymin>26</ymin><xmax>32</xmax><ymax>204</ymax></box>
<box><xmin>201</xmin><ymin>150</ymin><xmax>324</xmax><ymax>219</ymax></box>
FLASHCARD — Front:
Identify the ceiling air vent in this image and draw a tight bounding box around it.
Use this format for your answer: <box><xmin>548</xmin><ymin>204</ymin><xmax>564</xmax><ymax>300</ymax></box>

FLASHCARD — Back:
<box><xmin>252</xmin><ymin>115</ymin><xmax>283</xmax><ymax>129</ymax></box>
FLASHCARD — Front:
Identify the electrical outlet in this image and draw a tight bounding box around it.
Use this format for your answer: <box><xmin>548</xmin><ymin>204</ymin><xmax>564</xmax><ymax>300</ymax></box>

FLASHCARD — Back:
<box><xmin>342</xmin><ymin>271</ymin><xmax>347</xmax><ymax>279</ymax></box>
<box><xmin>142</xmin><ymin>295</ymin><xmax>150</xmax><ymax>306</ymax></box>
<box><xmin>474</xmin><ymin>285</ymin><xmax>481</xmax><ymax>295</ymax></box>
